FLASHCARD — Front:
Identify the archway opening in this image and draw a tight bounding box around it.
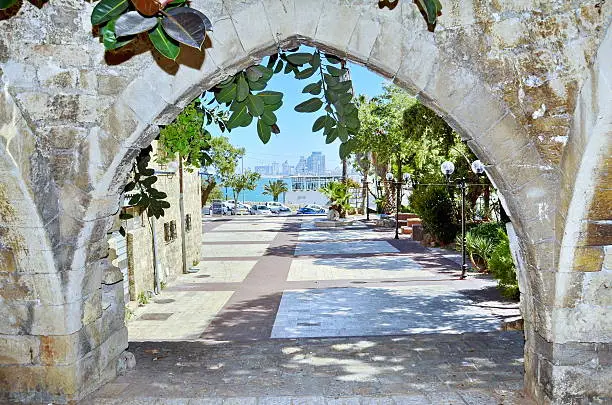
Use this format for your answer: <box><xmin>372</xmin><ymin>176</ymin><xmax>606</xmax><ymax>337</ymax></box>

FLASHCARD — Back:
<box><xmin>92</xmin><ymin>44</ymin><xmax>528</xmax><ymax>403</ymax></box>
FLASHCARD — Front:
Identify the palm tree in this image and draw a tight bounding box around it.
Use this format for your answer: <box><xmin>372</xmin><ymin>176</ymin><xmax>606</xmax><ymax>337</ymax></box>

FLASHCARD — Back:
<box><xmin>263</xmin><ymin>180</ymin><xmax>288</xmax><ymax>202</ymax></box>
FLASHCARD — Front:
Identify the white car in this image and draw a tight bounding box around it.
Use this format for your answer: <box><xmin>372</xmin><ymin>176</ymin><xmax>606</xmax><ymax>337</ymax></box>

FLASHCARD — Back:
<box><xmin>266</xmin><ymin>202</ymin><xmax>291</xmax><ymax>214</ymax></box>
<box><xmin>232</xmin><ymin>203</ymin><xmax>251</xmax><ymax>215</ymax></box>
<box><xmin>249</xmin><ymin>205</ymin><xmax>272</xmax><ymax>215</ymax></box>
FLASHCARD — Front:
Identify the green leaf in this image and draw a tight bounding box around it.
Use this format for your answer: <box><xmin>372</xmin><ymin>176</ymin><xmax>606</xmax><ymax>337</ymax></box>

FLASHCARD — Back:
<box><xmin>257</xmin><ymin>119</ymin><xmax>272</xmax><ymax>144</ymax></box>
<box><xmin>257</xmin><ymin>91</ymin><xmax>283</xmax><ymax>105</ymax></box>
<box><xmin>327</xmin><ymin>65</ymin><xmax>345</xmax><ymax>77</ymax></box>
<box><xmin>324</xmin><ymin>53</ymin><xmax>342</xmax><ymax>64</ymax></box>
<box><xmin>274</xmin><ymin>59</ymin><xmax>284</xmax><ymax>74</ymax></box>
<box><xmin>286</xmin><ymin>52</ymin><xmax>313</xmax><ymax>66</ymax></box>
<box><xmin>91</xmin><ymin>0</ymin><xmax>128</xmax><ymax>26</ymax></box>
<box><xmin>326</xmin><ymin>127</ymin><xmax>338</xmax><ymax>144</ymax></box>
<box><xmin>215</xmin><ymin>83</ymin><xmax>237</xmax><ymax>104</ymax></box>
<box><xmin>246</xmin><ymin>94</ymin><xmax>265</xmax><ymax>117</ymax></box>
<box><xmin>114</xmin><ymin>11</ymin><xmax>158</xmax><ymax>37</ymax></box>
<box><xmin>295</xmin><ymin>97</ymin><xmax>323</xmax><ymax>113</ymax></box>
<box><xmin>261</xmin><ymin>110</ymin><xmax>277</xmax><ymax>125</ymax></box>
<box><xmin>303</xmin><ymin>81</ymin><xmax>322</xmax><ymax>95</ymax></box>
<box><xmin>339</xmin><ymin>141</ymin><xmax>353</xmax><ymax>160</ymax></box>
<box><xmin>267</xmin><ymin>53</ymin><xmax>279</xmax><ymax>69</ymax></box>
<box><xmin>251</xmin><ymin>65</ymin><xmax>273</xmax><ymax>81</ymax></box>
<box><xmin>236</xmin><ymin>74</ymin><xmax>249</xmax><ymax>102</ymax></box>
<box><xmin>124</xmin><ymin>181</ymin><xmax>136</xmax><ymax>192</ymax></box>
<box><xmin>312</xmin><ymin>115</ymin><xmax>327</xmax><ymax>132</ymax></box>
<box><xmin>128</xmin><ymin>194</ymin><xmax>141</xmax><ymax>205</ymax></box>
<box><xmin>227</xmin><ymin>102</ymin><xmax>251</xmax><ymax>129</ymax></box>
<box><xmin>295</xmin><ymin>67</ymin><xmax>316</xmax><ymax>79</ymax></box>
<box><xmin>337</xmin><ymin>125</ymin><xmax>349</xmax><ymax>142</ymax></box>
<box><xmin>248</xmin><ymin>79</ymin><xmax>267</xmax><ymax>91</ymax></box>
<box><xmin>264</xmin><ymin>100</ymin><xmax>283</xmax><ymax>112</ymax></box>
<box><xmin>246</xmin><ymin>66</ymin><xmax>264</xmax><ymax>82</ymax></box>
<box><xmin>310</xmin><ymin>52</ymin><xmax>321</xmax><ymax>69</ymax></box>
<box><xmin>161</xmin><ymin>7</ymin><xmax>211</xmax><ymax>49</ymax></box>
<box><xmin>0</xmin><ymin>0</ymin><xmax>18</xmax><ymax>10</ymax></box>
<box><xmin>149</xmin><ymin>24</ymin><xmax>180</xmax><ymax>61</ymax></box>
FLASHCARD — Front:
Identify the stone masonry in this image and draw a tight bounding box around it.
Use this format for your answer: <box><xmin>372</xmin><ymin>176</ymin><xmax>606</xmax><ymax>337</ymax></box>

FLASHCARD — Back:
<box><xmin>0</xmin><ymin>0</ymin><xmax>610</xmax><ymax>403</ymax></box>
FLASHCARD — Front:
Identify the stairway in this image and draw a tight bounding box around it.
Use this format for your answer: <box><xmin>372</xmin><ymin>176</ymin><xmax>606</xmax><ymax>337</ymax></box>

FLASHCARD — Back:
<box><xmin>397</xmin><ymin>213</ymin><xmax>421</xmax><ymax>236</ymax></box>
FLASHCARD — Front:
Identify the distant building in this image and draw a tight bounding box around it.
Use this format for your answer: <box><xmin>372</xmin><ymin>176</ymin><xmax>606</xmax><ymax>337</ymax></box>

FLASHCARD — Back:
<box><xmin>306</xmin><ymin>152</ymin><xmax>326</xmax><ymax>175</ymax></box>
<box><xmin>254</xmin><ymin>165</ymin><xmax>272</xmax><ymax>175</ymax></box>
<box><xmin>271</xmin><ymin>161</ymin><xmax>280</xmax><ymax>175</ymax></box>
<box><xmin>295</xmin><ymin>156</ymin><xmax>307</xmax><ymax>175</ymax></box>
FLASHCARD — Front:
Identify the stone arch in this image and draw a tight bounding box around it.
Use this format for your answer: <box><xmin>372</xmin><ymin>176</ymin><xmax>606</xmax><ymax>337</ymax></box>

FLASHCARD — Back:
<box><xmin>0</xmin><ymin>0</ymin><xmax>609</xmax><ymax>403</ymax></box>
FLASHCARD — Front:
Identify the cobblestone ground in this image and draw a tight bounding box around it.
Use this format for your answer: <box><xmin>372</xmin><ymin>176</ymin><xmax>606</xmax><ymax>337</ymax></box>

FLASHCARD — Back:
<box><xmin>87</xmin><ymin>216</ymin><xmax>530</xmax><ymax>404</ymax></box>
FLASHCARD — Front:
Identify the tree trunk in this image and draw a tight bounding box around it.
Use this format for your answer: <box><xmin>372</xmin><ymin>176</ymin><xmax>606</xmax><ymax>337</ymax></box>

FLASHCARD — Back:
<box><xmin>201</xmin><ymin>181</ymin><xmax>216</xmax><ymax>207</ymax></box>
<box><xmin>341</xmin><ymin>159</ymin><xmax>348</xmax><ymax>184</ymax></box>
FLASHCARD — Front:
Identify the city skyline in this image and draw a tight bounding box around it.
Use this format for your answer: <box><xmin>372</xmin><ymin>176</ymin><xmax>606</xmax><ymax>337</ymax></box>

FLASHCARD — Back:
<box><xmin>253</xmin><ymin>151</ymin><xmax>327</xmax><ymax>176</ymax></box>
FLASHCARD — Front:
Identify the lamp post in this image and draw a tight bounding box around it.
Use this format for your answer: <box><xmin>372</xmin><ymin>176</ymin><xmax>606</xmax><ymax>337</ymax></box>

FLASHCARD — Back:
<box><xmin>441</xmin><ymin>159</ymin><xmax>486</xmax><ymax>279</ymax></box>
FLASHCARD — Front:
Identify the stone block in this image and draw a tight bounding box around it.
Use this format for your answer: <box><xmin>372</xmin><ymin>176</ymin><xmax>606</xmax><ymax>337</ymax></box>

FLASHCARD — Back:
<box><xmin>369</xmin><ymin>19</ymin><xmax>406</xmax><ymax>79</ymax></box>
<box><xmin>313</xmin><ymin>0</ymin><xmax>361</xmax><ymax>53</ymax></box>
<box><xmin>14</xmin><ymin>92</ymin><xmax>49</xmax><ymax>121</ymax></box>
<box><xmin>42</xmin><ymin>125</ymin><xmax>88</xmax><ymax>150</ymax></box>
<box><xmin>552</xmin><ymin>305</ymin><xmax>612</xmax><ymax>344</ymax></box>
<box><xmin>572</xmin><ymin>246</ymin><xmax>605</xmax><ymax>272</ymax></box>
<box><xmin>262</xmin><ymin>0</ymin><xmax>296</xmax><ymax>43</ymax></box>
<box><xmin>293</xmin><ymin>0</ymin><xmax>324</xmax><ymax>39</ymax></box>
<box><xmin>2</xmin><ymin>61</ymin><xmax>38</xmax><ymax>88</ymax></box>
<box><xmin>0</xmin><ymin>335</ymin><xmax>40</xmax><ymax>365</ymax></box>
<box><xmin>78</xmin><ymin>69</ymin><xmax>98</xmax><ymax>94</ymax></box>
<box><xmin>30</xmin><ymin>301</ymin><xmax>83</xmax><ymax>336</ymax></box>
<box><xmin>97</xmin><ymin>73</ymin><xmax>128</xmax><ymax>96</ymax></box>
<box><xmin>37</xmin><ymin>63</ymin><xmax>78</xmax><ymax>88</ymax></box>
<box><xmin>121</xmin><ymin>78</ymin><xmax>169</xmax><ymax>125</ymax></box>
<box><xmin>204</xmin><ymin>17</ymin><xmax>250</xmax><ymax>71</ymax></box>
<box><xmin>230</xmin><ymin>1</ymin><xmax>276</xmax><ymax>55</ymax></box>
<box><xmin>346</xmin><ymin>12</ymin><xmax>381</xmax><ymax>65</ymax></box>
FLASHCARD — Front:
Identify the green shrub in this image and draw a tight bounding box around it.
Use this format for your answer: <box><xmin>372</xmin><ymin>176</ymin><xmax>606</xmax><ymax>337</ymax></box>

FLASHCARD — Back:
<box><xmin>488</xmin><ymin>228</ymin><xmax>519</xmax><ymax>299</ymax></box>
<box><xmin>409</xmin><ymin>185</ymin><xmax>457</xmax><ymax>245</ymax></box>
<box><xmin>468</xmin><ymin>222</ymin><xmax>505</xmax><ymax>245</ymax></box>
<box><xmin>465</xmin><ymin>233</ymin><xmax>495</xmax><ymax>269</ymax></box>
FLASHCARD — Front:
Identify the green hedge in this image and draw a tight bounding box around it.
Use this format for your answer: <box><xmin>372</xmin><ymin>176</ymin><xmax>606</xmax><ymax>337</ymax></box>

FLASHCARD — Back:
<box><xmin>409</xmin><ymin>185</ymin><xmax>458</xmax><ymax>245</ymax></box>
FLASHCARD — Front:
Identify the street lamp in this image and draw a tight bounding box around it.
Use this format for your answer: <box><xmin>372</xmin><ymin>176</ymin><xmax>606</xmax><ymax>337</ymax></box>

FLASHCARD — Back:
<box><xmin>441</xmin><ymin>159</ymin><xmax>486</xmax><ymax>279</ymax></box>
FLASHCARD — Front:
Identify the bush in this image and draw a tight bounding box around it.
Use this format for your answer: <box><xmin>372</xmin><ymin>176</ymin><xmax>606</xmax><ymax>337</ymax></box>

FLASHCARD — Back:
<box><xmin>488</xmin><ymin>228</ymin><xmax>519</xmax><ymax>299</ymax></box>
<box><xmin>464</xmin><ymin>233</ymin><xmax>495</xmax><ymax>271</ymax></box>
<box><xmin>468</xmin><ymin>222</ymin><xmax>505</xmax><ymax>245</ymax></box>
<box><xmin>409</xmin><ymin>185</ymin><xmax>457</xmax><ymax>245</ymax></box>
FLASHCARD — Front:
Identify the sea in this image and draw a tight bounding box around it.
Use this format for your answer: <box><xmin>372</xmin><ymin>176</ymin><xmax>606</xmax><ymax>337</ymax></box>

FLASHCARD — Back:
<box><xmin>224</xmin><ymin>177</ymin><xmax>292</xmax><ymax>203</ymax></box>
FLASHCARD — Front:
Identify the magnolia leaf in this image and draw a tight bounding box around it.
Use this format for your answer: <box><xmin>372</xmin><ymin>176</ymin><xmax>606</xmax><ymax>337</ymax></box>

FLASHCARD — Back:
<box><xmin>337</xmin><ymin>125</ymin><xmax>349</xmax><ymax>142</ymax></box>
<box><xmin>257</xmin><ymin>91</ymin><xmax>283</xmax><ymax>105</ymax></box>
<box><xmin>132</xmin><ymin>0</ymin><xmax>165</xmax><ymax>17</ymax></box>
<box><xmin>230</xmin><ymin>99</ymin><xmax>246</xmax><ymax>112</ymax></box>
<box><xmin>324</xmin><ymin>53</ymin><xmax>342</xmax><ymax>64</ymax></box>
<box><xmin>0</xmin><ymin>0</ymin><xmax>18</xmax><ymax>10</ymax></box>
<box><xmin>246</xmin><ymin>94</ymin><xmax>265</xmax><ymax>117</ymax></box>
<box><xmin>310</xmin><ymin>52</ymin><xmax>321</xmax><ymax>69</ymax></box>
<box><xmin>295</xmin><ymin>67</ymin><xmax>316</xmax><ymax>79</ymax></box>
<box><xmin>286</xmin><ymin>52</ymin><xmax>313</xmax><ymax>66</ymax></box>
<box><xmin>303</xmin><ymin>82</ymin><xmax>322</xmax><ymax>95</ymax></box>
<box><xmin>257</xmin><ymin>119</ymin><xmax>272</xmax><ymax>144</ymax></box>
<box><xmin>250</xmin><ymin>65</ymin><xmax>273</xmax><ymax>81</ymax></box>
<box><xmin>236</xmin><ymin>74</ymin><xmax>250</xmax><ymax>102</ymax></box>
<box><xmin>248</xmin><ymin>79</ymin><xmax>267</xmax><ymax>91</ymax></box>
<box><xmin>274</xmin><ymin>59</ymin><xmax>284</xmax><ymax>74</ymax></box>
<box><xmin>215</xmin><ymin>83</ymin><xmax>236</xmax><ymax>104</ymax></box>
<box><xmin>91</xmin><ymin>0</ymin><xmax>129</xmax><ymax>25</ymax></box>
<box><xmin>312</xmin><ymin>115</ymin><xmax>327</xmax><ymax>132</ymax></box>
<box><xmin>101</xmin><ymin>19</ymin><xmax>133</xmax><ymax>50</ymax></box>
<box><xmin>327</xmin><ymin>65</ymin><xmax>345</xmax><ymax>77</ymax></box>
<box><xmin>271</xmin><ymin>123</ymin><xmax>280</xmax><ymax>134</ymax></box>
<box><xmin>339</xmin><ymin>141</ymin><xmax>353</xmax><ymax>160</ymax></box>
<box><xmin>326</xmin><ymin>127</ymin><xmax>338</xmax><ymax>144</ymax></box>
<box><xmin>149</xmin><ymin>24</ymin><xmax>180</xmax><ymax>60</ymax></box>
<box><xmin>267</xmin><ymin>53</ymin><xmax>279</xmax><ymax>69</ymax></box>
<box><xmin>161</xmin><ymin>7</ymin><xmax>212</xmax><ymax>49</ymax></box>
<box><xmin>295</xmin><ymin>97</ymin><xmax>323</xmax><ymax>113</ymax></box>
<box><xmin>246</xmin><ymin>66</ymin><xmax>264</xmax><ymax>82</ymax></box>
<box><xmin>115</xmin><ymin>11</ymin><xmax>158</xmax><ymax>37</ymax></box>
<box><xmin>264</xmin><ymin>100</ymin><xmax>283</xmax><ymax>112</ymax></box>
<box><xmin>261</xmin><ymin>110</ymin><xmax>277</xmax><ymax>125</ymax></box>
<box><xmin>227</xmin><ymin>102</ymin><xmax>250</xmax><ymax>129</ymax></box>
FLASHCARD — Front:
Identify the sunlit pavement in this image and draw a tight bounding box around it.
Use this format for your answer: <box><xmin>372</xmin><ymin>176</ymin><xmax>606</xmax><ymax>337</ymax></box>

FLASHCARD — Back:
<box><xmin>89</xmin><ymin>216</ymin><xmax>530</xmax><ymax>404</ymax></box>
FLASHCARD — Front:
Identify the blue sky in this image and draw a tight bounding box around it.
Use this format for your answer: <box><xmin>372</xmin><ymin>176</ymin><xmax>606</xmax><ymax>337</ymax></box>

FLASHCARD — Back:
<box><xmin>207</xmin><ymin>49</ymin><xmax>390</xmax><ymax>172</ymax></box>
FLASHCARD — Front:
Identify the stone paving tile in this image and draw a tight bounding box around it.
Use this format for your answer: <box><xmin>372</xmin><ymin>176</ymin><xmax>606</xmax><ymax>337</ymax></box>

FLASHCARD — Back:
<box><xmin>214</xmin><ymin>221</ymin><xmax>286</xmax><ymax>232</ymax></box>
<box><xmin>202</xmin><ymin>243</ymin><xmax>269</xmax><ymax>258</ymax></box>
<box><xmin>298</xmin><ymin>229</ymin><xmax>393</xmax><ymax>242</ymax></box>
<box><xmin>294</xmin><ymin>240</ymin><xmax>399</xmax><ymax>256</ymax></box>
<box><xmin>287</xmin><ymin>257</ymin><xmax>427</xmax><ymax>281</ymax></box>
<box><xmin>204</xmin><ymin>231</ymin><xmax>279</xmax><ymax>242</ymax></box>
<box><xmin>178</xmin><ymin>261</ymin><xmax>258</xmax><ymax>283</ymax></box>
<box><xmin>271</xmin><ymin>286</ymin><xmax>503</xmax><ymax>338</ymax></box>
<box><xmin>128</xmin><ymin>291</ymin><xmax>234</xmax><ymax>341</ymax></box>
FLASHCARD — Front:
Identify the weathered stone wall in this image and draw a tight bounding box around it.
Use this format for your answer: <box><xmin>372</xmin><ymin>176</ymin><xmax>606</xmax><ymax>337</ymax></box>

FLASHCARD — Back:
<box><xmin>184</xmin><ymin>166</ymin><xmax>203</xmax><ymax>271</ymax></box>
<box><xmin>0</xmin><ymin>0</ymin><xmax>609</xmax><ymax>403</ymax></box>
<box><xmin>126</xmin><ymin>226</ymin><xmax>155</xmax><ymax>299</ymax></box>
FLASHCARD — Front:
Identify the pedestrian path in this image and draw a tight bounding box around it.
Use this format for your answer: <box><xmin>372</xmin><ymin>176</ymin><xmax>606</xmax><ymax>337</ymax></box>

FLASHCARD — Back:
<box><xmin>108</xmin><ymin>216</ymin><xmax>527</xmax><ymax>404</ymax></box>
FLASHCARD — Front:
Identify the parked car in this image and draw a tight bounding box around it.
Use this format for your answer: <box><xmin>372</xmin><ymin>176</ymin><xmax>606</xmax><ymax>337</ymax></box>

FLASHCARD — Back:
<box><xmin>231</xmin><ymin>203</ymin><xmax>251</xmax><ymax>215</ymax></box>
<box><xmin>202</xmin><ymin>205</ymin><xmax>211</xmax><ymax>215</ymax></box>
<box><xmin>250</xmin><ymin>204</ymin><xmax>272</xmax><ymax>215</ymax></box>
<box><xmin>266</xmin><ymin>202</ymin><xmax>291</xmax><ymax>214</ymax></box>
<box><xmin>211</xmin><ymin>200</ymin><xmax>227</xmax><ymax>215</ymax></box>
<box><xmin>297</xmin><ymin>205</ymin><xmax>326</xmax><ymax>215</ymax></box>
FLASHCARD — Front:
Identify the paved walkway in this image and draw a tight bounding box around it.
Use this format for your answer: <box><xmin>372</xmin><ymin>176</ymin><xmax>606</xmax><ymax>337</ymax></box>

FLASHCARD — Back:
<box><xmin>87</xmin><ymin>216</ymin><xmax>529</xmax><ymax>404</ymax></box>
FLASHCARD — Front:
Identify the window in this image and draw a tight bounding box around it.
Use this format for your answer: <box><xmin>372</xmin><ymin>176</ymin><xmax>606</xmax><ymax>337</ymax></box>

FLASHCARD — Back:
<box><xmin>164</xmin><ymin>220</ymin><xmax>178</xmax><ymax>243</ymax></box>
<box><xmin>185</xmin><ymin>214</ymin><xmax>192</xmax><ymax>232</ymax></box>
<box><xmin>170</xmin><ymin>220</ymin><xmax>177</xmax><ymax>241</ymax></box>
